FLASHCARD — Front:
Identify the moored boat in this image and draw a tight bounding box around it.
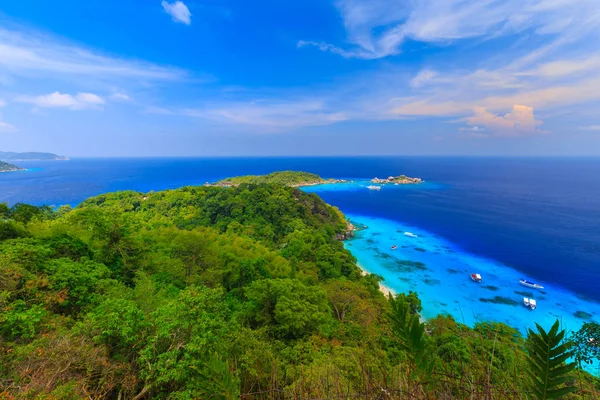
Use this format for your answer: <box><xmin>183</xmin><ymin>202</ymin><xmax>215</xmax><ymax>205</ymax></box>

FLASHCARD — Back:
<box><xmin>471</xmin><ymin>273</ymin><xmax>482</xmax><ymax>283</ymax></box>
<box><xmin>391</xmin><ymin>245</ymin><xmax>397</xmax><ymax>250</ymax></box>
<box><xmin>367</xmin><ymin>185</ymin><xmax>381</xmax><ymax>190</ymax></box>
<box><xmin>404</xmin><ymin>232</ymin><xmax>417</xmax><ymax>238</ymax></box>
<box><xmin>530</xmin><ymin>299</ymin><xmax>537</xmax><ymax>310</ymax></box>
<box><xmin>520</xmin><ymin>279</ymin><xmax>544</xmax><ymax>290</ymax></box>
<box><xmin>523</xmin><ymin>297</ymin><xmax>537</xmax><ymax>310</ymax></box>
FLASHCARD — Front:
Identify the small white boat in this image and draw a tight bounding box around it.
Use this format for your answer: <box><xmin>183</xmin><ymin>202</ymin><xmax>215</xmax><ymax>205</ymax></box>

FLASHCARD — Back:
<box><xmin>367</xmin><ymin>185</ymin><xmax>381</xmax><ymax>190</ymax></box>
<box><xmin>523</xmin><ymin>297</ymin><xmax>537</xmax><ymax>310</ymax></box>
<box><xmin>520</xmin><ymin>279</ymin><xmax>544</xmax><ymax>290</ymax></box>
<box><xmin>471</xmin><ymin>273</ymin><xmax>482</xmax><ymax>283</ymax></box>
<box><xmin>404</xmin><ymin>232</ymin><xmax>418</xmax><ymax>238</ymax></box>
<box><xmin>530</xmin><ymin>299</ymin><xmax>537</xmax><ymax>310</ymax></box>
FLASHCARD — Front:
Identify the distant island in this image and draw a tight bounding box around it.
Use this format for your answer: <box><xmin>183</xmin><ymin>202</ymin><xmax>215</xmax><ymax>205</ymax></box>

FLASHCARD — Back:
<box><xmin>207</xmin><ymin>170</ymin><xmax>423</xmax><ymax>188</ymax></box>
<box><xmin>0</xmin><ymin>151</ymin><xmax>68</xmax><ymax>161</ymax></box>
<box><xmin>0</xmin><ymin>161</ymin><xmax>25</xmax><ymax>173</ymax></box>
<box><xmin>371</xmin><ymin>175</ymin><xmax>423</xmax><ymax>184</ymax></box>
<box><xmin>207</xmin><ymin>171</ymin><xmax>347</xmax><ymax>188</ymax></box>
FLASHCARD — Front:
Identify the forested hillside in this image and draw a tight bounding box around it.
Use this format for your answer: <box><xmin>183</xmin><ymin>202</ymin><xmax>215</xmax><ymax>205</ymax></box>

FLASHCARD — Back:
<box><xmin>1</xmin><ymin>183</ymin><xmax>599</xmax><ymax>399</ymax></box>
<box><xmin>213</xmin><ymin>171</ymin><xmax>325</xmax><ymax>187</ymax></box>
<box><xmin>0</xmin><ymin>161</ymin><xmax>23</xmax><ymax>173</ymax></box>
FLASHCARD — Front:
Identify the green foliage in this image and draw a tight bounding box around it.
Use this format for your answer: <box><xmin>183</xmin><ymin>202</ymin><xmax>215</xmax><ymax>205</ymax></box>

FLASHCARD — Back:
<box><xmin>0</xmin><ymin>202</ymin><xmax>9</xmax><ymax>218</ymax></box>
<box><xmin>246</xmin><ymin>278</ymin><xmax>331</xmax><ymax>339</ymax></box>
<box><xmin>81</xmin><ymin>298</ymin><xmax>147</xmax><ymax>354</ymax></box>
<box><xmin>527</xmin><ymin>319</ymin><xmax>577</xmax><ymax>399</ymax></box>
<box><xmin>397</xmin><ymin>290</ymin><xmax>422</xmax><ymax>314</ymax></box>
<box><xmin>42</xmin><ymin>258</ymin><xmax>113</xmax><ymax>314</ymax></box>
<box><xmin>0</xmin><ymin>220</ymin><xmax>27</xmax><ymax>241</ymax></box>
<box><xmin>218</xmin><ymin>170</ymin><xmax>324</xmax><ymax>186</ymax></box>
<box><xmin>572</xmin><ymin>322</ymin><xmax>600</xmax><ymax>367</ymax></box>
<box><xmin>388</xmin><ymin>293</ymin><xmax>432</xmax><ymax>376</ymax></box>
<box><xmin>0</xmin><ymin>180</ymin><xmax>597</xmax><ymax>398</ymax></box>
<box><xmin>0</xmin><ymin>300</ymin><xmax>47</xmax><ymax>340</ymax></box>
<box><xmin>8</xmin><ymin>203</ymin><xmax>54</xmax><ymax>224</ymax></box>
<box><xmin>188</xmin><ymin>353</ymin><xmax>241</xmax><ymax>400</ymax></box>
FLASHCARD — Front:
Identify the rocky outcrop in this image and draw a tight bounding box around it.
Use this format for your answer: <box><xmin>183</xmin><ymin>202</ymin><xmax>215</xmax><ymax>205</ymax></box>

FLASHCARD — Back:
<box><xmin>371</xmin><ymin>175</ymin><xmax>423</xmax><ymax>184</ymax></box>
<box><xmin>0</xmin><ymin>161</ymin><xmax>25</xmax><ymax>173</ymax></box>
<box><xmin>336</xmin><ymin>221</ymin><xmax>357</xmax><ymax>241</ymax></box>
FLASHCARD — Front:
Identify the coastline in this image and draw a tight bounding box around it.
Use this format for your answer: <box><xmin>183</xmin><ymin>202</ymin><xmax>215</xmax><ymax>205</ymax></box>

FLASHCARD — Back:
<box><xmin>343</xmin><ymin>213</ymin><xmax>600</xmax><ymax>336</ymax></box>
<box><xmin>357</xmin><ymin>261</ymin><xmax>396</xmax><ymax>297</ymax></box>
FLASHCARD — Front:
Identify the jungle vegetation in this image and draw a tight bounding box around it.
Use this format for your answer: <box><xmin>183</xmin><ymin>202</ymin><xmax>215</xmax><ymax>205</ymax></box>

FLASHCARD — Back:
<box><xmin>0</xmin><ymin>182</ymin><xmax>599</xmax><ymax>399</ymax></box>
<box><xmin>214</xmin><ymin>171</ymin><xmax>325</xmax><ymax>186</ymax></box>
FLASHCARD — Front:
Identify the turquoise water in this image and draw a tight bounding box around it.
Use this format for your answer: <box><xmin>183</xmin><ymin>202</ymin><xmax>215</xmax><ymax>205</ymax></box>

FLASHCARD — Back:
<box><xmin>302</xmin><ymin>179</ymin><xmax>446</xmax><ymax>193</ymax></box>
<box><xmin>2</xmin><ymin>158</ymin><xmax>598</xmax><ymax>344</ymax></box>
<box><xmin>306</xmin><ymin>181</ymin><xmax>599</xmax><ymax>340</ymax></box>
<box><xmin>344</xmin><ymin>214</ymin><xmax>599</xmax><ymax>334</ymax></box>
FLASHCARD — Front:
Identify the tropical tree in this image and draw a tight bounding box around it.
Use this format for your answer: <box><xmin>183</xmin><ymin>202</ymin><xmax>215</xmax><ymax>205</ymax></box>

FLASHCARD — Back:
<box><xmin>572</xmin><ymin>322</ymin><xmax>600</xmax><ymax>368</ymax></box>
<box><xmin>388</xmin><ymin>294</ymin><xmax>432</xmax><ymax>379</ymax></box>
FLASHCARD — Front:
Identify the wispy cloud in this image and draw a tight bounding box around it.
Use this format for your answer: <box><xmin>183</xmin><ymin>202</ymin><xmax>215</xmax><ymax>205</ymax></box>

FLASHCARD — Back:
<box><xmin>578</xmin><ymin>125</ymin><xmax>600</xmax><ymax>131</ymax></box>
<box><xmin>0</xmin><ymin>99</ymin><xmax>6</xmax><ymax>108</ymax></box>
<box><xmin>162</xmin><ymin>1</ymin><xmax>192</xmax><ymax>25</ymax></box>
<box><xmin>184</xmin><ymin>100</ymin><xmax>348</xmax><ymax>132</ymax></box>
<box><xmin>110</xmin><ymin>93</ymin><xmax>131</xmax><ymax>101</ymax></box>
<box><xmin>0</xmin><ymin>27</ymin><xmax>186</xmax><ymax>81</ymax></box>
<box><xmin>302</xmin><ymin>0</ymin><xmax>600</xmax><ymax>59</ymax></box>
<box><xmin>17</xmin><ymin>92</ymin><xmax>105</xmax><ymax>110</ymax></box>
<box><xmin>0</xmin><ymin>122</ymin><xmax>17</xmax><ymax>133</ymax></box>
<box><xmin>410</xmin><ymin>69</ymin><xmax>438</xmax><ymax>88</ymax></box>
<box><xmin>146</xmin><ymin>98</ymin><xmax>349</xmax><ymax>132</ymax></box>
<box><xmin>0</xmin><ymin>112</ymin><xmax>17</xmax><ymax>133</ymax></box>
<box><xmin>144</xmin><ymin>106</ymin><xmax>176</xmax><ymax>115</ymax></box>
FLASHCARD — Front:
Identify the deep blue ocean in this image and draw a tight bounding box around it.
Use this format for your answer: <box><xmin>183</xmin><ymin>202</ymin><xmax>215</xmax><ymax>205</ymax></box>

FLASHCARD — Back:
<box><xmin>1</xmin><ymin>157</ymin><xmax>599</xmax><ymax>336</ymax></box>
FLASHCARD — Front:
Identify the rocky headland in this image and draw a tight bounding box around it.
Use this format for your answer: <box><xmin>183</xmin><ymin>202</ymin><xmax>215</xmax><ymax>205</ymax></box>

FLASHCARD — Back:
<box><xmin>370</xmin><ymin>175</ymin><xmax>423</xmax><ymax>184</ymax></box>
<box><xmin>0</xmin><ymin>161</ymin><xmax>25</xmax><ymax>173</ymax></box>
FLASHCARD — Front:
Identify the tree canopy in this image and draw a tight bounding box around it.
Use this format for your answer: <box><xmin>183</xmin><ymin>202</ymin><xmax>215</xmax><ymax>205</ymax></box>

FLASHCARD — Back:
<box><xmin>0</xmin><ymin>182</ymin><xmax>597</xmax><ymax>399</ymax></box>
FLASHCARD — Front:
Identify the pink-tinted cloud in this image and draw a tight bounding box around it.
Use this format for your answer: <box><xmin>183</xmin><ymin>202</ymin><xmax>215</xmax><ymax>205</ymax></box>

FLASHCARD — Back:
<box><xmin>465</xmin><ymin>104</ymin><xmax>543</xmax><ymax>136</ymax></box>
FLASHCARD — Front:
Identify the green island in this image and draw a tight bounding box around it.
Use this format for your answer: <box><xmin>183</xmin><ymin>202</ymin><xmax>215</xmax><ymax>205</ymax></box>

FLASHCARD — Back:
<box><xmin>1</xmin><ymin>176</ymin><xmax>599</xmax><ymax>399</ymax></box>
<box><xmin>0</xmin><ymin>161</ymin><xmax>25</xmax><ymax>173</ymax></box>
<box><xmin>208</xmin><ymin>170</ymin><xmax>347</xmax><ymax>187</ymax></box>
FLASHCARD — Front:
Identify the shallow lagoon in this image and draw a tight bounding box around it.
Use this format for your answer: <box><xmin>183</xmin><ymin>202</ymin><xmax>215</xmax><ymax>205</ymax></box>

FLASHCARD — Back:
<box><xmin>305</xmin><ymin>181</ymin><xmax>600</xmax><ymax>337</ymax></box>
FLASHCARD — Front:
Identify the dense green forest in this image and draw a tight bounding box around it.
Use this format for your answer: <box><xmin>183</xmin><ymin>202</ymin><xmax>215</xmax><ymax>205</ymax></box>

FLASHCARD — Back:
<box><xmin>214</xmin><ymin>171</ymin><xmax>325</xmax><ymax>187</ymax></box>
<box><xmin>1</xmin><ymin>182</ymin><xmax>599</xmax><ymax>399</ymax></box>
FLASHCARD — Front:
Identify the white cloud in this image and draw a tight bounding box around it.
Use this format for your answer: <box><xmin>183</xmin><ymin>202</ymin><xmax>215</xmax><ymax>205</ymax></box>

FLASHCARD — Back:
<box><xmin>110</xmin><ymin>93</ymin><xmax>131</xmax><ymax>101</ymax></box>
<box><xmin>17</xmin><ymin>92</ymin><xmax>105</xmax><ymax>110</ymax></box>
<box><xmin>162</xmin><ymin>1</ymin><xmax>192</xmax><ymax>25</ymax></box>
<box><xmin>302</xmin><ymin>0</ymin><xmax>600</xmax><ymax>59</ymax></box>
<box><xmin>0</xmin><ymin>28</ymin><xmax>186</xmax><ymax>81</ymax></box>
<box><xmin>410</xmin><ymin>69</ymin><xmax>438</xmax><ymax>88</ymax></box>
<box><xmin>182</xmin><ymin>100</ymin><xmax>348</xmax><ymax>132</ymax></box>
<box><xmin>465</xmin><ymin>105</ymin><xmax>543</xmax><ymax>136</ymax></box>
<box><xmin>578</xmin><ymin>125</ymin><xmax>600</xmax><ymax>131</ymax></box>
<box><xmin>0</xmin><ymin>99</ymin><xmax>5</xmax><ymax>107</ymax></box>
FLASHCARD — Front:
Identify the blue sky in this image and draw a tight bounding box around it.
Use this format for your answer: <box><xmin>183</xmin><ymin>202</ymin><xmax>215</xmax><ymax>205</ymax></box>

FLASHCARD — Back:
<box><xmin>1</xmin><ymin>0</ymin><xmax>600</xmax><ymax>156</ymax></box>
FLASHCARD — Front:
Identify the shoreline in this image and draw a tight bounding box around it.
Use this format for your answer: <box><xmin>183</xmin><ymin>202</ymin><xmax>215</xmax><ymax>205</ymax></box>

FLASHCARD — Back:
<box><xmin>357</xmin><ymin>262</ymin><xmax>396</xmax><ymax>297</ymax></box>
<box><xmin>344</xmin><ymin>213</ymin><xmax>600</xmax><ymax>333</ymax></box>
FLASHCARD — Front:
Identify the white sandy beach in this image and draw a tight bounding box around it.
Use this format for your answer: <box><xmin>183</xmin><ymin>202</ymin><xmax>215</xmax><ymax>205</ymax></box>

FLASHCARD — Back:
<box><xmin>358</xmin><ymin>262</ymin><xmax>396</xmax><ymax>297</ymax></box>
